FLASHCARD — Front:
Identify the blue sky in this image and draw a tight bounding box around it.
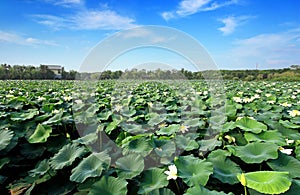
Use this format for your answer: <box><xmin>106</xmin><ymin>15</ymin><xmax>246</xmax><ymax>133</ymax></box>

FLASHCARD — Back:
<box><xmin>0</xmin><ymin>0</ymin><xmax>300</xmax><ymax>71</ymax></box>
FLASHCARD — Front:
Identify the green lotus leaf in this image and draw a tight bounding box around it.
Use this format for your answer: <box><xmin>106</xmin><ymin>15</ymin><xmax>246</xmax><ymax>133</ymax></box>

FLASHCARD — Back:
<box><xmin>0</xmin><ymin>129</ymin><xmax>14</xmax><ymax>151</ymax></box>
<box><xmin>175</xmin><ymin>135</ymin><xmax>199</xmax><ymax>151</ymax></box>
<box><xmin>28</xmin><ymin>124</ymin><xmax>52</xmax><ymax>144</ymax></box>
<box><xmin>97</xmin><ymin>111</ymin><xmax>112</xmax><ymax>121</ymax></box>
<box><xmin>122</xmin><ymin>136</ymin><xmax>153</xmax><ymax>157</ymax></box>
<box><xmin>226</xmin><ymin>104</ymin><xmax>237</xmax><ymax>118</ymax></box>
<box><xmin>267</xmin><ymin>152</ymin><xmax>300</xmax><ymax>178</ymax></box>
<box><xmin>235</xmin><ymin>117</ymin><xmax>267</xmax><ymax>133</ymax></box>
<box><xmin>73</xmin><ymin>133</ymin><xmax>98</xmax><ymax>145</ymax></box>
<box><xmin>42</xmin><ymin>111</ymin><xmax>63</xmax><ymax>125</ymax></box>
<box><xmin>70</xmin><ymin>151</ymin><xmax>111</xmax><ymax>183</ymax></box>
<box><xmin>237</xmin><ymin>171</ymin><xmax>291</xmax><ymax>194</ymax></box>
<box><xmin>207</xmin><ymin>149</ymin><xmax>242</xmax><ymax>184</ymax></box>
<box><xmin>282</xmin><ymin>179</ymin><xmax>300</xmax><ymax>195</ymax></box>
<box><xmin>198</xmin><ymin>138</ymin><xmax>222</xmax><ymax>152</ymax></box>
<box><xmin>10</xmin><ymin>109</ymin><xmax>39</xmax><ymax>121</ymax></box>
<box><xmin>0</xmin><ymin>158</ymin><xmax>10</xmax><ymax>170</ymax></box>
<box><xmin>138</xmin><ymin>168</ymin><xmax>168</xmax><ymax>194</ymax></box>
<box><xmin>29</xmin><ymin>159</ymin><xmax>50</xmax><ymax>177</ymax></box>
<box><xmin>147</xmin><ymin>188</ymin><xmax>175</xmax><ymax>195</ymax></box>
<box><xmin>175</xmin><ymin>155</ymin><xmax>213</xmax><ymax>187</ymax></box>
<box><xmin>120</xmin><ymin>106</ymin><xmax>136</xmax><ymax>117</ymax></box>
<box><xmin>20</xmin><ymin>143</ymin><xmax>45</xmax><ymax>159</ymax></box>
<box><xmin>116</xmin><ymin>153</ymin><xmax>144</xmax><ymax>179</ymax></box>
<box><xmin>89</xmin><ymin>176</ymin><xmax>127</xmax><ymax>195</ymax></box>
<box><xmin>244</xmin><ymin>130</ymin><xmax>286</xmax><ymax>145</ymax></box>
<box><xmin>156</xmin><ymin>124</ymin><xmax>180</xmax><ymax>136</ymax></box>
<box><xmin>50</xmin><ymin>143</ymin><xmax>86</xmax><ymax>170</ymax></box>
<box><xmin>221</xmin><ymin>121</ymin><xmax>236</xmax><ymax>133</ymax></box>
<box><xmin>154</xmin><ymin>139</ymin><xmax>176</xmax><ymax>159</ymax></box>
<box><xmin>295</xmin><ymin>146</ymin><xmax>300</xmax><ymax>160</ymax></box>
<box><xmin>279</xmin><ymin>120</ymin><xmax>300</xmax><ymax>129</ymax></box>
<box><xmin>183</xmin><ymin>118</ymin><xmax>205</xmax><ymax>127</ymax></box>
<box><xmin>120</xmin><ymin>123</ymin><xmax>145</xmax><ymax>134</ymax></box>
<box><xmin>184</xmin><ymin>185</ymin><xmax>234</xmax><ymax>195</ymax></box>
<box><xmin>234</xmin><ymin>142</ymin><xmax>278</xmax><ymax>163</ymax></box>
<box><xmin>147</xmin><ymin>113</ymin><xmax>166</xmax><ymax>127</ymax></box>
<box><xmin>105</xmin><ymin>118</ymin><xmax>122</xmax><ymax>134</ymax></box>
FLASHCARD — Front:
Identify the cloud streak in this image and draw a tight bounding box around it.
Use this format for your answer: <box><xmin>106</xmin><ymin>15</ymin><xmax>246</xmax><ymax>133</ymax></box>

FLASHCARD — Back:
<box><xmin>222</xmin><ymin>28</ymin><xmax>300</xmax><ymax>68</ymax></box>
<box><xmin>32</xmin><ymin>9</ymin><xmax>137</xmax><ymax>30</ymax></box>
<box><xmin>161</xmin><ymin>0</ymin><xmax>238</xmax><ymax>20</ymax></box>
<box><xmin>0</xmin><ymin>30</ymin><xmax>57</xmax><ymax>46</ymax></box>
<box><xmin>218</xmin><ymin>15</ymin><xmax>252</xmax><ymax>35</ymax></box>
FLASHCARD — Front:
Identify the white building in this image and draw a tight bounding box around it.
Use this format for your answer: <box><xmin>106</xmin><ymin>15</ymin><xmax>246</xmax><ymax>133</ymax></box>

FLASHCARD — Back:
<box><xmin>45</xmin><ymin>65</ymin><xmax>63</xmax><ymax>79</ymax></box>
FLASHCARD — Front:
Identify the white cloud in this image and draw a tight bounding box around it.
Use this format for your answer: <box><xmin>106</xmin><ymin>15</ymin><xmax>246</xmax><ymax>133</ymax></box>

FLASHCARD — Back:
<box><xmin>33</xmin><ymin>10</ymin><xmax>137</xmax><ymax>30</ymax></box>
<box><xmin>0</xmin><ymin>30</ymin><xmax>57</xmax><ymax>46</ymax></box>
<box><xmin>223</xmin><ymin>29</ymin><xmax>300</xmax><ymax>68</ymax></box>
<box><xmin>218</xmin><ymin>15</ymin><xmax>251</xmax><ymax>35</ymax></box>
<box><xmin>44</xmin><ymin>0</ymin><xmax>82</xmax><ymax>7</ymax></box>
<box><xmin>161</xmin><ymin>0</ymin><xmax>238</xmax><ymax>20</ymax></box>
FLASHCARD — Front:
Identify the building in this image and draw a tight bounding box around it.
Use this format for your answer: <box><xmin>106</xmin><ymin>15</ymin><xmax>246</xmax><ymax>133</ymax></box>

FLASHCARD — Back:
<box><xmin>45</xmin><ymin>65</ymin><xmax>63</xmax><ymax>79</ymax></box>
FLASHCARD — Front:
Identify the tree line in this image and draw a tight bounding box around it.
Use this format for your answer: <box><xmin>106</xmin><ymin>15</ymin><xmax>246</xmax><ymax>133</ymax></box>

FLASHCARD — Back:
<box><xmin>1</xmin><ymin>63</ymin><xmax>299</xmax><ymax>81</ymax></box>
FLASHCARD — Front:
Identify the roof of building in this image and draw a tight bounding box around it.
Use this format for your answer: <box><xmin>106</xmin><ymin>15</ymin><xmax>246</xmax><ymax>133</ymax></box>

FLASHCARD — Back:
<box><xmin>45</xmin><ymin>65</ymin><xmax>62</xmax><ymax>70</ymax></box>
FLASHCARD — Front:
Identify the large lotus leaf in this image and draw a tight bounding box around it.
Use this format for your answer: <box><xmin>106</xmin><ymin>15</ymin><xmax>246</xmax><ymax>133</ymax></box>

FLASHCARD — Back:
<box><xmin>147</xmin><ymin>188</ymin><xmax>175</xmax><ymax>195</ymax></box>
<box><xmin>184</xmin><ymin>185</ymin><xmax>234</xmax><ymax>195</ymax></box>
<box><xmin>234</xmin><ymin>142</ymin><xmax>278</xmax><ymax>163</ymax></box>
<box><xmin>226</xmin><ymin>104</ymin><xmax>237</xmax><ymax>118</ymax></box>
<box><xmin>221</xmin><ymin>121</ymin><xmax>236</xmax><ymax>133</ymax></box>
<box><xmin>244</xmin><ymin>130</ymin><xmax>286</xmax><ymax>145</ymax></box>
<box><xmin>235</xmin><ymin>117</ymin><xmax>267</xmax><ymax>133</ymax></box>
<box><xmin>29</xmin><ymin>159</ymin><xmax>50</xmax><ymax>177</ymax></box>
<box><xmin>183</xmin><ymin>118</ymin><xmax>205</xmax><ymax>127</ymax></box>
<box><xmin>138</xmin><ymin>168</ymin><xmax>168</xmax><ymax>194</ymax></box>
<box><xmin>89</xmin><ymin>176</ymin><xmax>127</xmax><ymax>195</ymax></box>
<box><xmin>282</xmin><ymin>179</ymin><xmax>300</xmax><ymax>195</ymax></box>
<box><xmin>207</xmin><ymin>149</ymin><xmax>242</xmax><ymax>184</ymax></box>
<box><xmin>10</xmin><ymin>109</ymin><xmax>39</xmax><ymax>121</ymax></box>
<box><xmin>156</xmin><ymin>124</ymin><xmax>180</xmax><ymax>136</ymax></box>
<box><xmin>279</xmin><ymin>120</ymin><xmax>300</xmax><ymax>129</ymax></box>
<box><xmin>122</xmin><ymin>136</ymin><xmax>153</xmax><ymax>157</ymax></box>
<box><xmin>0</xmin><ymin>129</ymin><xmax>14</xmax><ymax>151</ymax></box>
<box><xmin>295</xmin><ymin>146</ymin><xmax>300</xmax><ymax>160</ymax></box>
<box><xmin>175</xmin><ymin>155</ymin><xmax>213</xmax><ymax>187</ymax></box>
<box><xmin>198</xmin><ymin>138</ymin><xmax>222</xmax><ymax>152</ymax></box>
<box><xmin>175</xmin><ymin>135</ymin><xmax>199</xmax><ymax>151</ymax></box>
<box><xmin>0</xmin><ymin>158</ymin><xmax>10</xmax><ymax>170</ymax></box>
<box><xmin>28</xmin><ymin>124</ymin><xmax>52</xmax><ymax>144</ymax></box>
<box><xmin>70</xmin><ymin>151</ymin><xmax>111</xmax><ymax>183</ymax></box>
<box><xmin>147</xmin><ymin>113</ymin><xmax>166</xmax><ymax>127</ymax></box>
<box><xmin>120</xmin><ymin>123</ymin><xmax>145</xmax><ymax>134</ymax></box>
<box><xmin>42</xmin><ymin>111</ymin><xmax>63</xmax><ymax>125</ymax></box>
<box><xmin>105</xmin><ymin>118</ymin><xmax>122</xmax><ymax>134</ymax></box>
<box><xmin>120</xmin><ymin>106</ymin><xmax>136</xmax><ymax>117</ymax></box>
<box><xmin>50</xmin><ymin>144</ymin><xmax>86</xmax><ymax>170</ymax></box>
<box><xmin>116</xmin><ymin>153</ymin><xmax>144</xmax><ymax>179</ymax></box>
<box><xmin>73</xmin><ymin>133</ymin><xmax>98</xmax><ymax>145</ymax></box>
<box><xmin>97</xmin><ymin>111</ymin><xmax>112</xmax><ymax>121</ymax></box>
<box><xmin>267</xmin><ymin>152</ymin><xmax>300</xmax><ymax>178</ymax></box>
<box><xmin>237</xmin><ymin>171</ymin><xmax>291</xmax><ymax>194</ymax></box>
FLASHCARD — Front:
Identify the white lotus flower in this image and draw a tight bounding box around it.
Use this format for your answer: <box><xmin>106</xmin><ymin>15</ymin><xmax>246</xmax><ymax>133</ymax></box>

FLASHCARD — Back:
<box><xmin>75</xmin><ymin>99</ymin><xmax>83</xmax><ymax>104</ymax></box>
<box><xmin>265</xmin><ymin>94</ymin><xmax>272</xmax><ymax>97</ymax></box>
<box><xmin>288</xmin><ymin>110</ymin><xmax>300</xmax><ymax>117</ymax></box>
<box><xmin>64</xmin><ymin>96</ymin><xmax>72</xmax><ymax>101</ymax></box>
<box><xmin>285</xmin><ymin>138</ymin><xmax>294</xmax><ymax>145</ymax></box>
<box><xmin>243</xmin><ymin>97</ymin><xmax>253</xmax><ymax>103</ymax></box>
<box><xmin>267</xmin><ymin>100</ymin><xmax>275</xmax><ymax>104</ymax></box>
<box><xmin>52</xmin><ymin>109</ymin><xmax>60</xmax><ymax>114</ymax></box>
<box><xmin>37</xmin><ymin>96</ymin><xmax>46</xmax><ymax>101</ymax></box>
<box><xmin>279</xmin><ymin>147</ymin><xmax>293</xmax><ymax>155</ymax></box>
<box><xmin>164</xmin><ymin>165</ymin><xmax>178</xmax><ymax>180</ymax></box>
<box><xmin>280</xmin><ymin>102</ymin><xmax>292</xmax><ymax>107</ymax></box>
<box><xmin>179</xmin><ymin>125</ymin><xmax>189</xmax><ymax>133</ymax></box>
<box><xmin>233</xmin><ymin>97</ymin><xmax>243</xmax><ymax>103</ymax></box>
<box><xmin>114</xmin><ymin>104</ymin><xmax>122</xmax><ymax>112</ymax></box>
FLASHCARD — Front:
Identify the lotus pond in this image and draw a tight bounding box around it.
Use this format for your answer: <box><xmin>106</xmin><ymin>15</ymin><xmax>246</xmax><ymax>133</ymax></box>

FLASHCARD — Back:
<box><xmin>0</xmin><ymin>80</ymin><xmax>300</xmax><ymax>194</ymax></box>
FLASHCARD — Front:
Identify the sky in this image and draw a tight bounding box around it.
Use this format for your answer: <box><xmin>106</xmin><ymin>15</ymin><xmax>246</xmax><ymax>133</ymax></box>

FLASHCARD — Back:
<box><xmin>0</xmin><ymin>0</ymin><xmax>300</xmax><ymax>71</ymax></box>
